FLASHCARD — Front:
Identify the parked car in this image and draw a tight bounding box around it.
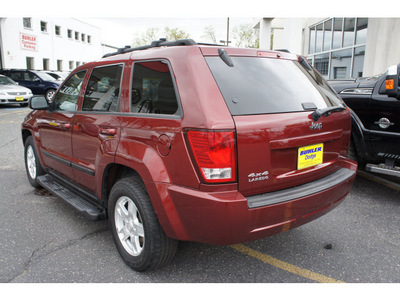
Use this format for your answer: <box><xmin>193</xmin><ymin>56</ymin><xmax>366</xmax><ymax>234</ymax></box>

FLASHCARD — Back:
<box><xmin>22</xmin><ymin>39</ymin><xmax>357</xmax><ymax>272</ymax></box>
<box><xmin>0</xmin><ymin>69</ymin><xmax>60</xmax><ymax>101</ymax></box>
<box><xmin>45</xmin><ymin>71</ymin><xmax>70</xmax><ymax>82</ymax></box>
<box><xmin>0</xmin><ymin>74</ymin><xmax>33</xmax><ymax>106</ymax></box>
<box><xmin>329</xmin><ymin>63</ymin><xmax>400</xmax><ymax>177</ymax></box>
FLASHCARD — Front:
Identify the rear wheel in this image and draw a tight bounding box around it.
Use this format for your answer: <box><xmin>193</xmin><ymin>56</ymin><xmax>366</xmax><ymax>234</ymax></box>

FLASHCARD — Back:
<box><xmin>24</xmin><ymin>136</ymin><xmax>45</xmax><ymax>188</ymax></box>
<box><xmin>108</xmin><ymin>176</ymin><xmax>178</xmax><ymax>272</ymax></box>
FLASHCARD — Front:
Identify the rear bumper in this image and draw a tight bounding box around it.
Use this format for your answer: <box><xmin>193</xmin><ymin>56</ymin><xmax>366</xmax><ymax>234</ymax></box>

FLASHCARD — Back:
<box><xmin>150</xmin><ymin>159</ymin><xmax>357</xmax><ymax>245</ymax></box>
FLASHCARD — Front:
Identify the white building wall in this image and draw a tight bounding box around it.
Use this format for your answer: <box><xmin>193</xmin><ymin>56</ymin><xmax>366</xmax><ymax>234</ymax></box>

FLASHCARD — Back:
<box><xmin>363</xmin><ymin>18</ymin><xmax>400</xmax><ymax>76</ymax></box>
<box><xmin>0</xmin><ymin>18</ymin><xmax>103</xmax><ymax>71</ymax></box>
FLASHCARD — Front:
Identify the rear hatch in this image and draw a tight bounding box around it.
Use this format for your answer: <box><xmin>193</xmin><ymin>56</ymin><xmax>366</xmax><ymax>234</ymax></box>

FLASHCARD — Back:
<box><xmin>205</xmin><ymin>51</ymin><xmax>350</xmax><ymax>196</ymax></box>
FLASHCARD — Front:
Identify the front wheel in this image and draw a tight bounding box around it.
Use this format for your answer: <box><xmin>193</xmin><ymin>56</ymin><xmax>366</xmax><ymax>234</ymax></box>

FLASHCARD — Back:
<box><xmin>45</xmin><ymin>89</ymin><xmax>56</xmax><ymax>102</ymax></box>
<box><xmin>24</xmin><ymin>135</ymin><xmax>45</xmax><ymax>188</ymax></box>
<box><xmin>108</xmin><ymin>176</ymin><xmax>178</xmax><ymax>272</ymax></box>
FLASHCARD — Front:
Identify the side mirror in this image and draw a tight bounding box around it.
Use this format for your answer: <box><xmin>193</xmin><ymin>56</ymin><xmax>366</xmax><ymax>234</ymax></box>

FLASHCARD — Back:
<box><xmin>29</xmin><ymin>96</ymin><xmax>49</xmax><ymax>110</ymax></box>
<box><xmin>385</xmin><ymin>63</ymin><xmax>400</xmax><ymax>100</ymax></box>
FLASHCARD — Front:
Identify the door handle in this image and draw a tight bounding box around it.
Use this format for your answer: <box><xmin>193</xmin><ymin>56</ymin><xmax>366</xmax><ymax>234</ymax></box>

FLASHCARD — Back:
<box><xmin>59</xmin><ymin>122</ymin><xmax>71</xmax><ymax>130</ymax></box>
<box><xmin>48</xmin><ymin>121</ymin><xmax>71</xmax><ymax>130</ymax></box>
<box><xmin>99</xmin><ymin>128</ymin><xmax>117</xmax><ymax>136</ymax></box>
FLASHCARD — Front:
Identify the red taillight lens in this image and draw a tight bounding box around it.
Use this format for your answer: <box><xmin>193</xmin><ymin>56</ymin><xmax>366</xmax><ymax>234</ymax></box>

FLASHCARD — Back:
<box><xmin>186</xmin><ymin>130</ymin><xmax>236</xmax><ymax>183</ymax></box>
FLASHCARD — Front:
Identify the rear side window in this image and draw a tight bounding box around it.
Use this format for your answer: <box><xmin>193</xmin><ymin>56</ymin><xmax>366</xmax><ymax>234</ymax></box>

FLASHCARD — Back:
<box><xmin>205</xmin><ymin>57</ymin><xmax>343</xmax><ymax>116</ymax></box>
<box><xmin>83</xmin><ymin>64</ymin><xmax>123</xmax><ymax>112</ymax></box>
<box><xmin>53</xmin><ymin>70</ymin><xmax>86</xmax><ymax>111</ymax></box>
<box><xmin>131</xmin><ymin>60</ymin><xmax>179</xmax><ymax>115</ymax></box>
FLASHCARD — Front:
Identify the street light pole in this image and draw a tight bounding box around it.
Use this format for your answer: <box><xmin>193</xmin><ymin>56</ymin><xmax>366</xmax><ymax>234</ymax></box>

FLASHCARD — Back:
<box><xmin>219</xmin><ymin>17</ymin><xmax>231</xmax><ymax>46</ymax></box>
<box><xmin>226</xmin><ymin>17</ymin><xmax>230</xmax><ymax>46</ymax></box>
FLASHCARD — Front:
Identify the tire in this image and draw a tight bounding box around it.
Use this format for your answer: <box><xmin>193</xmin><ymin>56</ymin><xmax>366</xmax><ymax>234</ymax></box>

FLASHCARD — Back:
<box><xmin>347</xmin><ymin>138</ymin><xmax>358</xmax><ymax>162</ymax></box>
<box><xmin>108</xmin><ymin>176</ymin><xmax>178</xmax><ymax>272</ymax></box>
<box><xmin>45</xmin><ymin>89</ymin><xmax>56</xmax><ymax>102</ymax></box>
<box><xmin>24</xmin><ymin>135</ymin><xmax>45</xmax><ymax>188</ymax></box>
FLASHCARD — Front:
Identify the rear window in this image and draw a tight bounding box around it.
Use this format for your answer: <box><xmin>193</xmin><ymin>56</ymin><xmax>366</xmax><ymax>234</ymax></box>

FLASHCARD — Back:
<box><xmin>205</xmin><ymin>56</ymin><xmax>342</xmax><ymax>116</ymax></box>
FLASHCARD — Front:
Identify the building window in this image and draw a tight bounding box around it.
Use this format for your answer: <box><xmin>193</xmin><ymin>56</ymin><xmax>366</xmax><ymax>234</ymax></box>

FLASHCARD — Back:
<box><xmin>87</xmin><ymin>35</ymin><xmax>92</xmax><ymax>44</ymax></box>
<box><xmin>332</xmin><ymin>18</ymin><xmax>343</xmax><ymax>49</ymax></box>
<box><xmin>308</xmin><ymin>17</ymin><xmax>368</xmax><ymax>79</ymax></box>
<box><xmin>69</xmin><ymin>61</ymin><xmax>74</xmax><ymax>70</ymax></box>
<box><xmin>55</xmin><ymin>25</ymin><xmax>61</xmax><ymax>36</ymax></box>
<box><xmin>75</xmin><ymin>31</ymin><xmax>79</xmax><ymax>40</ymax></box>
<box><xmin>43</xmin><ymin>58</ymin><xmax>50</xmax><ymax>70</ymax></box>
<box><xmin>76</xmin><ymin>61</ymin><xmax>81</xmax><ymax>67</ymax></box>
<box><xmin>57</xmin><ymin>60</ymin><xmax>63</xmax><ymax>71</ymax></box>
<box><xmin>26</xmin><ymin>57</ymin><xmax>34</xmax><ymax>69</ymax></box>
<box><xmin>40</xmin><ymin>21</ymin><xmax>47</xmax><ymax>33</ymax></box>
<box><xmin>23</xmin><ymin>18</ymin><xmax>32</xmax><ymax>29</ymax></box>
<box><xmin>81</xmin><ymin>33</ymin><xmax>86</xmax><ymax>42</ymax></box>
<box><xmin>68</xmin><ymin>29</ymin><xmax>73</xmax><ymax>39</ymax></box>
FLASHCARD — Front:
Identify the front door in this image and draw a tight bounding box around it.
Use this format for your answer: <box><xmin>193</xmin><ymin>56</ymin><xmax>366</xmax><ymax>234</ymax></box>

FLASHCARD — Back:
<box><xmin>38</xmin><ymin>70</ymin><xmax>87</xmax><ymax>180</ymax></box>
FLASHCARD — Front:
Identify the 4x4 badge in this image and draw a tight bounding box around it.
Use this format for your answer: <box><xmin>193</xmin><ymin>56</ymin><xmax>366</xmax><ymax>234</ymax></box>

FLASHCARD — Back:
<box><xmin>310</xmin><ymin>122</ymin><xmax>322</xmax><ymax>130</ymax></box>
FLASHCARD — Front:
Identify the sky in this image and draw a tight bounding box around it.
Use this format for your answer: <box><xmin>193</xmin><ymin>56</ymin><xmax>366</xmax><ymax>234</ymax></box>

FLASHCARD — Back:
<box><xmin>81</xmin><ymin>17</ymin><xmax>255</xmax><ymax>48</ymax></box>
<box><xmin>7</xmin><ymin>0</ymin><xmax>400</xmax><ymax>49</ymax></box>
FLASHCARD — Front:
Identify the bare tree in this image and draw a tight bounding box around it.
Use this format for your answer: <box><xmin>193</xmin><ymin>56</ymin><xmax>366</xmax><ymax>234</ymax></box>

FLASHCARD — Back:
<box><xmin>201</xmin><ymin>25</ymin><xmax>217</xmax><ymax>44</ymax></box>
<box><xmin>232</xmin><ymin>24</ymin><xmax>258</xmax><ymax>48</ymax></box>
<box><xmin>132</xmin><ymin>27</ymin><xmax>190</xmax><ymax>47</ymax></box>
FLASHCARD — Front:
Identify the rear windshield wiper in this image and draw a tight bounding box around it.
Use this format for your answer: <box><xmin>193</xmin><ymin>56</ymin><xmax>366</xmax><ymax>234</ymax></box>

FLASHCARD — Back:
<box><xmin>311</xmin><ymin>106</ymin><xmax>346</xmax><ymax>121</ymax></box>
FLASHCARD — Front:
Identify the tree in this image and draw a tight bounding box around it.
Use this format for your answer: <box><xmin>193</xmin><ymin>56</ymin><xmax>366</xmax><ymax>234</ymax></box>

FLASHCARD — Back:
<box><xmin>132</xmin><ymin>27</ymin><xmax>190</xmax><ymax>47</ymax></box>
<box><xmin>201</xmin><ymin>25</ymin><xmax>217</xmax><ymax>44</ymax></box>
<box><xmin>132</xmin><ymin>27</ymin><xmax>159</xmax><ymax>47</ymax></box>
<box><xmin>232</xmin><ymin>23</ymin><xmax>258</xmax><ymax>48</ymax></box>
<box><xmin>164</xmin><ymin>27</ymin><xmax>190</xmax><ymax>41</ymax></box>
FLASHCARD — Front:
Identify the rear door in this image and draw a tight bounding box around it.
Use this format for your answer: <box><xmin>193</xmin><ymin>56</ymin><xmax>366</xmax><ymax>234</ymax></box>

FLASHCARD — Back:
<box><xmin>205</xmin><ymin>54</ymin><xmax>351</xmax><ymax>196</ymax></box>
<box><xmin>71</xmin><ymin>63</ymin><xmax>124</xmax><ymax>195</ymax></box>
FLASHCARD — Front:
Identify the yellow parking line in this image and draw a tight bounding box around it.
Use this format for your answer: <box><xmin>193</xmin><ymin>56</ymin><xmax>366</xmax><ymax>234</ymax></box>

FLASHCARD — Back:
<box><xmin>231</xmin><ymin>244</ymin><xmax>345</xmax><ymax>283</ymax></box>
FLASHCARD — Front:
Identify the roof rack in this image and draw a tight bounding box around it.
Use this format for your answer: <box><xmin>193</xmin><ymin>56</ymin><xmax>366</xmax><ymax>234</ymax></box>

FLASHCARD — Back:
<box><xmin>102</xmin><ymin>38</ymin><xmax>199</xmax><ymax>58</ymax></box>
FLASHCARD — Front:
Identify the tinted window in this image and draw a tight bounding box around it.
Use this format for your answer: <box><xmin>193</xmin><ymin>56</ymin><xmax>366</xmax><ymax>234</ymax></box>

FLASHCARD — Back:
<box><xmin>205</xmin><ymin>56</ymin><xmax>343</xmax><ymax>116</ymax></box>
<box><xmin>53</xmin><ymin>70</ymin><xmax>86</xmax><ymax>111</ymax></box>
<box><xmin>131</xmin><ymin>61</ymin><xmax>179</xmax><ymax>115</ymax></box>
<box><xmin>83</xmin><ymin>64</ymin><xmax>123</xmax><ymax>112</ymax></box>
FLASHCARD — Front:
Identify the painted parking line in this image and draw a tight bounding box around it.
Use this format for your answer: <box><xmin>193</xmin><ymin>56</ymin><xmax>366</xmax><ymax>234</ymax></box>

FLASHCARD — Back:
<box><xmin>231</xmin><ymin>244</ymin><xmax>344</xmax><ymax>283</ymax></box>
<box><xmin>357</xmin><ymin>170</ymin><xmax>400</xmax><ymax>192</ymax></box>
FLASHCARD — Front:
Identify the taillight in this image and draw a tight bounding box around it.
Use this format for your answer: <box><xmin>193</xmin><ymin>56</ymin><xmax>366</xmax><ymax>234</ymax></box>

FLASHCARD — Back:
<box><xmin>185</xmin><ymin>130</ymin><xmax>236</xmax><ymax>183</ymax></box>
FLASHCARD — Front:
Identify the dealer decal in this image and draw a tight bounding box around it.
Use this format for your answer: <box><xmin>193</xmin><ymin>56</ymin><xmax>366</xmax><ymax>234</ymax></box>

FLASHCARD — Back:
<box><xmin>298</xmin><ymin>143</ymin><xmax>324</xmax><ymax>170</ymax></box>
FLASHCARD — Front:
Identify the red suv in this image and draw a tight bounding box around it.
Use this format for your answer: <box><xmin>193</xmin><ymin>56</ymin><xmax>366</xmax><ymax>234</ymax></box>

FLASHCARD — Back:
<box><xmin>22</xmin><ymin>39</ymin><xmax>357</xmax><ymax>271</ymax></box>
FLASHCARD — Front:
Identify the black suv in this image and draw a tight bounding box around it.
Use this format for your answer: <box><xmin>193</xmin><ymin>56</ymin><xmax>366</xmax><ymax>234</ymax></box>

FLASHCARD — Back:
<box><xmin>0</xmin><ymin>69</ymin><xmax>60</xmax><ymax>101</ymax></box>
<box><xmin>329</xmin><ymin>63</ymin><xmax>400</xmax><ymax>178</ymax></box>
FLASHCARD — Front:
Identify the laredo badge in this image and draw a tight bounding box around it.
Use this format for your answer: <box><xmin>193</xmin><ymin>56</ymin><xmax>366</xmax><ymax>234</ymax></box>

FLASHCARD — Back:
<box><xmin>298</xmin><ymin>143</ymin><xmax>324</xmax><ymax>170</ymax></box>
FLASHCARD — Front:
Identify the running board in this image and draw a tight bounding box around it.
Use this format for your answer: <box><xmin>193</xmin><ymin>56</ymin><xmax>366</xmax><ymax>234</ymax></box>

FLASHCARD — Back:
<box><xmin>366</xmin><ymin>163</ymin><xmax>400</xmax><ymax>178</ymax></box>
<box><xmin>37</xmin><ymin>174</ymin><xmax>106</xmax><ymax>220</ymax></box>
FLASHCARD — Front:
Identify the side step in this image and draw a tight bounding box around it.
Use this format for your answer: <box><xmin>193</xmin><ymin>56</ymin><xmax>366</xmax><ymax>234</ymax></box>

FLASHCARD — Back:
<box><xmin>366</xmin><ymin>163</ymin><xmax>400</xmax><ymax>178</ymax></box>
<box><xmin>37</xmin><ymin>174</ymin><xmax>106</xmax><ymax>220</ymax></box>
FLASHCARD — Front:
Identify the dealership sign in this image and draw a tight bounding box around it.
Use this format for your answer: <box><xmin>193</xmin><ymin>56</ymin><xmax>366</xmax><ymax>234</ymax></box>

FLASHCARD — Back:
<box><xmin>20</xmin><ymin>33</ymin><xmax>37</xmax><ymax>51</ymax></box>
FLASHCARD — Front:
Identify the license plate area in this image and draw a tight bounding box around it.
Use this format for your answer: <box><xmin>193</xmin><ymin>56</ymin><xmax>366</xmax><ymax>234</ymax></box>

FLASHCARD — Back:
<box><xmin>298</xmin><ymin>143</ymin><xmax>324</xmax><ymax>170</ymax></box>
<box><xmin>16</xmin><ymin>96</ymin><xmax>24</xmax><ymax>101</ymax></box>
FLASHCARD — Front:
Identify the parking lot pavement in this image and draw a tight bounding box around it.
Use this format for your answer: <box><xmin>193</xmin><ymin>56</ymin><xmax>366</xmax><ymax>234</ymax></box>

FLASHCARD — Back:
<box><xmin>1</xmin><ymin>106</ymin><xmax>399</xmax><ymax>284</ymax></box>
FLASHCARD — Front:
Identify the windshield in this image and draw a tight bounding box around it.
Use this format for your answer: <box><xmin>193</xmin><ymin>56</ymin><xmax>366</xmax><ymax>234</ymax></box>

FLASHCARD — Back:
<box><xmin>206</xmin><ymin>56</ymin><xmax>343</xmax><ymax>116</ymax></box>
<box><xmin>34</xmin><ymin>71</ymin><xmax>57</xmax><ymax>82</ymax></box>
<box><xmin>0</xmin><ymin>76</ymin><xmax>16</xmax><ymax>85</ymax></box>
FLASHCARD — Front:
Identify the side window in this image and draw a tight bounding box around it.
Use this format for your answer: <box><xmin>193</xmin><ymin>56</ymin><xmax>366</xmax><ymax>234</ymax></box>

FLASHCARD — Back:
<box><xmin>24</xmin><ymin>72</ymin><xmax>38</xmax><ymax>81</ymax></box>
<box><xmin>82</xmin><ymin>64</ymin><xmax>123</xmax><ymax>112</ymax></box>
<box><xmin>9</xmin><ymin>71</ymin><xmax>23</xmax><ymax>81</ymax></box>
<box><xmin>53</xmin><ymin>70</ymin><xmax>86</xmax><ymax>111</ymax></box>
<box><xmin>131</xmin><ymin>60</ymin><xmax>179</xmax><ymax>115</ymax></box>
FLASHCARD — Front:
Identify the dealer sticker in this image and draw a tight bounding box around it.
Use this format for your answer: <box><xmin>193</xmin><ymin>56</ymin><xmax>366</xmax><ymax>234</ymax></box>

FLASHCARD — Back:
<box><xmin>297</xmin><ymin>143</ymin><xmax>323</xmax><ymax>170</ymax></box>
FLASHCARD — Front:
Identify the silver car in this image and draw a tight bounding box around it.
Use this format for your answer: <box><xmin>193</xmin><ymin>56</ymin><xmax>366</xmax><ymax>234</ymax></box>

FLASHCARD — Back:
<box><xmin>0</xmin><ymin>75</ymin><xmax>33</xmax><ymax>106</ymax></box>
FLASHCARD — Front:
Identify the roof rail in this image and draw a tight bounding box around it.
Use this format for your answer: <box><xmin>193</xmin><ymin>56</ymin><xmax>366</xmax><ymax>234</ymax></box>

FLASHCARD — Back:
<box><xmin>102</xmin><ymin>38</ymin><xmax>198</xmax><ymax>58</ymax></box>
